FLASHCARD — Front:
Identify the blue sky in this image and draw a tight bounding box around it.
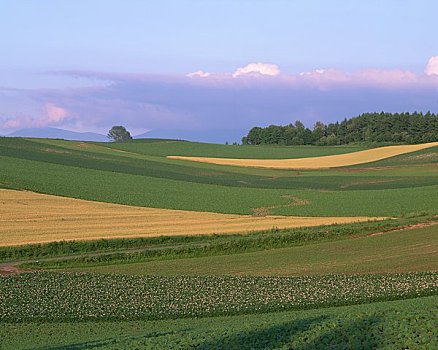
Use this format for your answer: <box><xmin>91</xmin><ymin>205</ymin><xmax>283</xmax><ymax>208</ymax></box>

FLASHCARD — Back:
<box><xmin>1</xmin><ymin>0</ymin><xmax>438</xmax><ymax>141</ymax></box>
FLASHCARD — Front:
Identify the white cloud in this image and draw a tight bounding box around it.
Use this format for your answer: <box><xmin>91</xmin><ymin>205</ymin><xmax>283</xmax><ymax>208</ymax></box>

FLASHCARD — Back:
<box><xmin>186</xmin><ymin>70</ymin><xmax>211</xmax><ymax>78</ymax></box>
<box><xmin>425</xmin><ymin>56</ymin><xmax>438</xmax><ymax>76</ymax></box>
<box><xmin>299</xmin><ymin>69</ymin><xmax>327</xmax><ymax>76</ymax></box>
<box><xmin>232</xmin><ymin>63</ymin><xmax>280</xmax><ymax>77</ymax></box>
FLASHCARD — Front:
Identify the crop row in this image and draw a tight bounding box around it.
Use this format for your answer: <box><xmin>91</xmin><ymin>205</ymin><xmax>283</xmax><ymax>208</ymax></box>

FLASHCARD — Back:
<box><xmin>2</xmin><ymin>296</ymin><xmax>437</xmax><ymax>349</ymax></box>
<box><xmin>0</xmin><ymin>272</ymin><xmax>436</xmax><ymax>322</ymax></box>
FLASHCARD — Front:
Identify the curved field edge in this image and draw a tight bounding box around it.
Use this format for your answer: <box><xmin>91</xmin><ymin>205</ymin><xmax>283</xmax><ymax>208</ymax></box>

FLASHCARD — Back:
<box><xmin>7</xmin><ymin>138</ymin><xmax>437</xmax><ymax>193</ymax></box>
<box><xmin>167</xmin><ymin>142</ymin><xmax>438</xmax><ymax>169</ymax></box>
<box><xmin>0</xmin><ymin>189</ymin><xmax>385</xmax><ymax>247</ymax></box>
<box><xmin>1</xmin><ymin>156</ymin><xmax>437</xmax><ymax>217</ymax></box>
<box><xmin>1</xmin><ymin>296</ymin><xmax>436</xmax><ymax>350</ymax></box>
<box><xmin>0</xmin><ymin>272</ymin><xmax>436</xmax><ymax>322</ymax></box>
<box><xmin>96</xmin><ymin>138</ymin><xmax>368</xmax><ymax>159</ymax></box>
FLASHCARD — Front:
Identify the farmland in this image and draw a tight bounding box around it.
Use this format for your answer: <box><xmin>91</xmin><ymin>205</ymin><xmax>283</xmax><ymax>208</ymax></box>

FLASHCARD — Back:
<box><xmin>0</xmin><ymin>136</ymin><xmax>437</xmax><ymax>349</ymax></box>
<box><xmin>74</xmin><ymin>223</ymin><xmax>438</xmax><ymax>276</ymax></box>
<box><xmin>1</xmin><ymin>138</ymin><xmax>438</xmax><ymax>217</ymax></box>
<box><xmin>1</xmin><ymin>272</ymin><xmax>437</xmax><ymax>322</ymax></box>
<box><xmin>0</xmin><ymin>189</ymin><xmax>383</xmax><ymax>246</ymax></box>
<box><xmin>1</xmin><ymin>296</ymin><xmax>436</xmax><ymax>350</ymax></box>
<box><xmin>3</xmin><ymin>2</ymin><xmax>438</xmax><ymax>349</ymax></box>
<box><xmin>168</xmin><ymin>141</ymin><xmax>438</xmax><ymax>169</ymax></box>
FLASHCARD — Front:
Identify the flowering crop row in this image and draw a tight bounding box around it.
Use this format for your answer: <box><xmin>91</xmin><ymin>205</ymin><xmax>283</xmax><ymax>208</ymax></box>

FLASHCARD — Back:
<box><xmin>0</xmin><ymin>272</ymin><xmax>436</xmax><ymax>322</ymax></box>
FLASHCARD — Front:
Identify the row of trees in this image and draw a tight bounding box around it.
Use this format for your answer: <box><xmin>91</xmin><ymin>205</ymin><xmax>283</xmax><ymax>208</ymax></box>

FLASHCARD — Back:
<box><xmin>242</xmin><ymin>112</ymin><xmax>438</xmax><ymax>146</ymax></box>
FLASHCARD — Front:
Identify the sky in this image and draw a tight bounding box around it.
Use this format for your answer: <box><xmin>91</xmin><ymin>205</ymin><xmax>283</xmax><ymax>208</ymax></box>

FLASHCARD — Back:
<box><xmin>1</xmin><ymin>0</ymin><xmax>438</xmax><ymax>142</ymax></box>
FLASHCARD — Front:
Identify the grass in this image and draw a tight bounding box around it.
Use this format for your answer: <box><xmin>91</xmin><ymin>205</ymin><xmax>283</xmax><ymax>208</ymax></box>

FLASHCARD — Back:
<box><xmin>349</xmin><ymin>145</ymin><xmax>438</xmax><ymax>168</ymax></box>
<box><xmin>3</xmin><ymin>137</ymin><xmax>437</xmax><ymax>190</ymax></box>
<box><xmin>99</xmin><ymin>138</ymin><xmax>368</xmax><ymax>159</ymax></box>
<box><xmin>167</xmin><ymin>142</ymin><xmax>438</xmax><ymax>169</ymax></box>
<box><xmin>1</xmin><ymin>272</ymin><xmax>436</xmax><ymax>322</ymax></box>
<box><xmin>13</xmin><ymin>216</ymin><xmax>434</xmax><ymax>268</ymax></box>
<box><xmin>0</xmin><ymin>189</ymin><xmax>382</xmax><ymax>246</ymax></box>
<box><xmin>0</xmin><ymin>295</ymin><xmax>436</xmax><ymax>350</ymax></box>
<box><xmin>74</xmin><ymin>224</ymin><xmax>438</xmax><ymax>276</ymax></box>
<box><xmin>1</xmin><ymin>137</ymin><xmax>437</xmax><ymax>349</ymax></box>
<box><xmin>2</xmin><ymin>155</ymin><xmax>438</xmax><ymax>216</ymax></box>
<box><xmin>1</xmin><ymin>138</ymin><xmax>437</xmax><ymax>217</ymax></box>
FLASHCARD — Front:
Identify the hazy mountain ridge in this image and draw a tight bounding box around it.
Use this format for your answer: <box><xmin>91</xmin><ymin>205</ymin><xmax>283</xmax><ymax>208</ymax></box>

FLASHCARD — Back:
<box><xmin>6</xmin><ymin>127</ymin><xmax>108</xmax><ymax>142</ymax></box>
<box><xmin>4</xmin><ymin>127</ymin><xmax>244</xmax><ymax>144</ymax></box>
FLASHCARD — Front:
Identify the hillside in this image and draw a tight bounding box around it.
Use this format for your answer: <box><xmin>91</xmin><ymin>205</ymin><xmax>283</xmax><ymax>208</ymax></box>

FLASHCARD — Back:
<box><xmin>1</xmin><ymin>138</ymin><xmax>438</xmax><ymax>217</ymax></box>
<box><xmin>168</xmin><ymin>142</ymin><xmax>438</xmax><ymax>169</ymax></box>
<box><xmin>0</xmin><ymin>137</ymin><xmax>437</xmax><ymax>349</ymax></box>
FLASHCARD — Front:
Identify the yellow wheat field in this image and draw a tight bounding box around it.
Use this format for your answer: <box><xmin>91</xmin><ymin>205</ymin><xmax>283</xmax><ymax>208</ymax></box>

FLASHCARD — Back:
<box><xmin>0</xmin><ymin>189</ymin><xmax>385</xmax><ymax>246</ymax></box>
<box><xmin>167</xmin><ymin>142</ymin><xmax>438</xmax><ymax>169</ymax></box>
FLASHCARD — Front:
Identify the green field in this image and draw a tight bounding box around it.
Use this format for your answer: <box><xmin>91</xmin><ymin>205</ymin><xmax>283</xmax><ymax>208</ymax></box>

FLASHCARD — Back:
<box><xmin>1</xmin><ymin>295</ymin><xmax>436</xmax><ymax>349</ymax></box>
<box><xmin>73</xmin><ymin>224</ymin><xmax>438</xmax><ymax>276</ymax></box>
<box><xmin>1</xmin><ymin>272</ymin><xmax>436</xmax><ymax>322</ymax></box>
<box><xmin>1</xmin><ymin>138</ymin><xmax>438</xmax><ymax>216</ymax></box>
<box><xmin>38</xmin><ymin>137</ymin><xmax>367</xmax><ymax>158</ymax></box>
<box><xmin>1</xmin><ymin>137</ymin><xmax>437</xmax><ymax>349</ymax></box>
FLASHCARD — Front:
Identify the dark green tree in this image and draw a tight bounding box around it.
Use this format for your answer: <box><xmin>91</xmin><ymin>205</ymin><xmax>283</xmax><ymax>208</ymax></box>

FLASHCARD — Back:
<box><xmin>107</xmin><ymin>126</ymin><xmax>133</xmax><ymax>142</ymax></box>
<box><xmin>312</xmin><ymin>121</ymin><xmax>326</xmax><ymax>142</ymax></box>
<box><xmin>246</xmin><ymin>127</ymin><xmax>264</xmax><ymax>145</ymax></box>
<box><xmin>242</xmin><ymin>112</ymin><xmax>438</xmax><ymax>146</ymax></box>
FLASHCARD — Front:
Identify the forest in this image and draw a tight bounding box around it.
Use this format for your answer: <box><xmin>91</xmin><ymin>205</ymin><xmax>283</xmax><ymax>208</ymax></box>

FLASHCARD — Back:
<box><xmin>241</xmin><ymin>112</ymin><xmax>438</xmax><ymax>145</ymax></box>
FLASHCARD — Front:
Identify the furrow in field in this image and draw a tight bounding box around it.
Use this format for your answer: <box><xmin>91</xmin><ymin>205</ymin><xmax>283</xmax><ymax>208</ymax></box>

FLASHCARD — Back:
<box><xmin>0</xmin><ymin>189</ymin><xmax>385</xmax><ymax>246</ymax></box>
<box><xmin>167</xmin><ymin>142</ymin><xmax>438</xmax><ymax>169</ymax></box>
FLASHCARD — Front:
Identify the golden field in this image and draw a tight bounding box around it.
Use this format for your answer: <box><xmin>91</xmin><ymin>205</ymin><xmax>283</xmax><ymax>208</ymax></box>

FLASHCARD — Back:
<box><xmin>167</xmin><ymin>142</ymin><xmax>438</xmax><ymax>169</ymax></box>
<box><xmin>0</xmin><ymin>189</ymin><xmax>385</xmax><ymax>246</ymax></box>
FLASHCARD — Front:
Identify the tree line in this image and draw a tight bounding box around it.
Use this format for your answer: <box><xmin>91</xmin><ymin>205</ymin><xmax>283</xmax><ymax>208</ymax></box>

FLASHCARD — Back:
<box><xmin>241</xmin><ymin>112</ymin><xmax>438</xmax><ymax>146</ymax></box>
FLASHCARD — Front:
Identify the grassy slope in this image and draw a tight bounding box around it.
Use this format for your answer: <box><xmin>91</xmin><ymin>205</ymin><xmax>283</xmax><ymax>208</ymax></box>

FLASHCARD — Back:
<box><xmin>74</xmin><ymin>224</ymin><xmax>438</xmax><ymax>276</ymax></box>
<box><xmin>1</xmin><ymin>296</ymin><xmax>436</xmax><ymax>350</ymax></box>
<box><xmin>1</xmin><ymin>138</ymin><xmax>437</xmax><ymax>350</ymax></box>
<box><xmin>167</xmin><ymin>143</ymin><xmax>438</xmax><ymax>169</ymax></box>
<box><xmin>101</xmin><ymin>139</ymin><xmax>367</xmax><ymax>159</ymax></box>
<box><xmin>1</xmin><ymin>138</ymin><xmax>437</xmax><ymax>216</ymax></box>
<box><xmin>348</xmin><ymin>145</ymin><xmax>438</xmax><ymax>168</ymax></box>
<box><xmin>2</xmin><ymin>155</ymin><xmax>438</xmax><ymax>216</ymax></box>
<box><xmin>3</xmin><ymin>217</ymin><xmax>430</xmax><ymax>266</ymax></box>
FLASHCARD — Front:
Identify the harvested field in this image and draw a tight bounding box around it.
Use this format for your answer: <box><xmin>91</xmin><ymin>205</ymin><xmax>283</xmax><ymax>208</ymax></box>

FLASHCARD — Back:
<box><xmin>167</xmin><ymin>142</ymin><xmax>438</xmax><ymax>169</ymax></box>
<box><xmin>0</xmin><ymin>189</ymin><xmax>384</xmax><ymax>246</ymax></box>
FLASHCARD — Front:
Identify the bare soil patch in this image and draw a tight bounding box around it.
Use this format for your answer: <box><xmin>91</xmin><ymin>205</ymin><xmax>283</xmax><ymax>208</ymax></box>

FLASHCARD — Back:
<box><xmin>368</xmin><ymin>221</ymin><xmax>438</xmax><ymax>237</ymax></box>
<box><xmin>251</xmin><ymin>196</ymin><xmax>310</xmax><ymax>216</ymax></box>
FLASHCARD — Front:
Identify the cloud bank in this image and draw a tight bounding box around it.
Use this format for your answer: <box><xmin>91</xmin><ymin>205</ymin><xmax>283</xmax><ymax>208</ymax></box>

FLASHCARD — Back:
<box><xmin>1</xmin><ymin>58</ymin><xmax>438</xmax><ymax>142</ymax></box>
<box><xmin>425</xmin><ymin>56</ymin><xmax>438</xmax><ymax>76</ymax></box>
<box><xmin>1</xmin><ymin>102</ymin><xmax>72</xmax><ymax>130</ymax></box>
<box><xmin>232</xmin><ymin>63</ymin><xmax>280</xmax><ymax>77</ymax></box>
<box><xmin>186</xmin><ymin>70</ymin><xmax>210</xmax><ymax>78</ymax></box>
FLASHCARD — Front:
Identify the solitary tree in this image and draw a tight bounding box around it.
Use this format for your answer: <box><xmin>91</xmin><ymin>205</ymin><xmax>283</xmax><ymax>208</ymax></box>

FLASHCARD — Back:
<box><xmin>107</xmin><ymin>126</ymin><xmax>132</xmax><ymax>142</ymax></box>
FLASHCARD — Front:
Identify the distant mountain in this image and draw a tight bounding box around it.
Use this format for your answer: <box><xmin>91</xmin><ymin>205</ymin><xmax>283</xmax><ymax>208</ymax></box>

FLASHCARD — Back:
<box><xmin>4</xmin><ymin>127</ymin><xmax>246</xmax><ymax>144</ymax></box>
<box><xmin>6</xmin><ymin>127</ymin><xmax>108</xmax><ymax>142</ymax></box>
<box><xmin>135</xmin><ymin>129</ymin><xmax>245</xmax><ymax>144</ymax></box>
